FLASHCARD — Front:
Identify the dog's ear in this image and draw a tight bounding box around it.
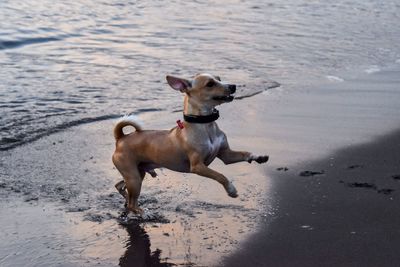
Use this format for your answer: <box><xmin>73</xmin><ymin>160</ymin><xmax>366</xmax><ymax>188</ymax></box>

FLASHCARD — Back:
<box><xmin>214</xmin><ymin>75</ymin><xmax>221</xmax><ymax>81</ymax></box>
<box><xmin>166</xmin><ymin>75</ymin><xmax>191</xmax><ymax>93</ymax></box>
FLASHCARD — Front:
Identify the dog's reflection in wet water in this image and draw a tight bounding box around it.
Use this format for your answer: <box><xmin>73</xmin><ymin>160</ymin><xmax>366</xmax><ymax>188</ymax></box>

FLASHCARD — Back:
<box><xmin>119</xmin><ymin>222</ymin><xmax>174</xmax><ymax>267</ymax></box>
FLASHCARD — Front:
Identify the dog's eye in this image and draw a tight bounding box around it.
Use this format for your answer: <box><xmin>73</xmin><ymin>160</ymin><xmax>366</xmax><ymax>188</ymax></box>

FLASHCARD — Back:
<box><xmin>206</xmin><ymin>80</ymin><xmax>215</xmax><ymax>87</ymax></box>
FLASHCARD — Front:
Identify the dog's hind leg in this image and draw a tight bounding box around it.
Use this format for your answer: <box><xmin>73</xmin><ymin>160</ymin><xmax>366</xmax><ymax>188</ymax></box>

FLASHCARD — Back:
<box><xmin>147</xmin><ymin>169</ymin><xmax>157</xmax><ymax>177</ymax></box>
<box><xmin>115</xmin><ymin>180</ymin><xmax>127</xmax><ymax>199</ymax></box>
<box><xmin>123</xmin><ymin>167</ymin><xmax>144</xmax><ymax>214</ymax></box>
<box><xmin>113</xmin><ymin>153</ymin><xmax>144</xmax><ymax>213</ymax></box>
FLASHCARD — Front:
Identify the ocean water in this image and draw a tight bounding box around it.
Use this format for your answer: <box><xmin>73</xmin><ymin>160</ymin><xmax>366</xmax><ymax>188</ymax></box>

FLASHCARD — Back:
<box><xmin>1</xmin><ymin>0</ymin><xmax>400</xmax><ymax>150</ymax></box>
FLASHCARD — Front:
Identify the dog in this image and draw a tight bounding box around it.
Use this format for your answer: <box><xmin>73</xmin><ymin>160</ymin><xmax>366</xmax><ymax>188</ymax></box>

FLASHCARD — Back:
<box><xmin>112</xmin><ymin>73</ymin><xmax>269</xmax><ymax>213</ymax></box>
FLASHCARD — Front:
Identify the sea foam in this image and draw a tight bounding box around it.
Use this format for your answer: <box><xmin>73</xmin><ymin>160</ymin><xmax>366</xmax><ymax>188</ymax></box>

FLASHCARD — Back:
<box><xmin>326</xmin><ymin>75</ymin><xmax>344</xmax><ymax>82</ymax></box>
<box><xmin>365</xmin><ymin>65</ymin><xmax>381</xmax><ymax>74</ymax></box>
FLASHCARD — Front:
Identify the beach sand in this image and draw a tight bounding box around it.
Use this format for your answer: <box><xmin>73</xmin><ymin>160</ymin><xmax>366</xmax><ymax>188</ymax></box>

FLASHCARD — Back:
<box><xmin>222</xmin><ymin>66</ymin><xmax>400</xmax><ymax>266</ymax></box>
<box><xmin>223</xmin><ymin>129</ymin><xmax>400</xmax><ymax>267</ymax></box>
<box><xmin>1</xmin><ymin>65</ymin><xmax>400</xmax><ymax>266</ymax></box>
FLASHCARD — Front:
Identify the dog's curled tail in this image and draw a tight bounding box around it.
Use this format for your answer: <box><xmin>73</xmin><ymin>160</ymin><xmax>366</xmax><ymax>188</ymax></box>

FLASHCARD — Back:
<box><xmin>114</xmin><ymin>115</ymin><xmax>143</xmax><ymax>141</ymax></box>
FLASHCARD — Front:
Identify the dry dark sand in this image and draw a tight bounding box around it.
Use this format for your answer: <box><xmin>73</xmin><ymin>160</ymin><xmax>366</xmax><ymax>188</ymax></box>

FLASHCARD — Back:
<box><xmin>223</xmin><ymin>129</ymin><xmax>400</xmax><ymax>267</ymax></box>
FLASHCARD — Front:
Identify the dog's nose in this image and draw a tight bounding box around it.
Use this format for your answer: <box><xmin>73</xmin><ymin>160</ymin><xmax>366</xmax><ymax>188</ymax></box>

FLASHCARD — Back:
<box><xmin>229</xmin><ymin>84</ymin><xmax>236</xmax><ymax>94</ymax></box>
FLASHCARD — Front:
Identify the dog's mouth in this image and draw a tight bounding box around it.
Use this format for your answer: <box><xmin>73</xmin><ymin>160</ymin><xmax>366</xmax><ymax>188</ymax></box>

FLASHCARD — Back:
<box><xmin>211</xmin><ymin>84</ymin><xmax>236</xmax><ymax>102</ymax></box>
<box><xmin>212</xmin><ymin>95</ymin><xmax>234</xmax><ymax>102</ymax></box>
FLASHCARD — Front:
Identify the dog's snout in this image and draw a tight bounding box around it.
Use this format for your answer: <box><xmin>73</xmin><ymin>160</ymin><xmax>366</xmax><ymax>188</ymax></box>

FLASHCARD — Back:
<box><xmin>229</xmin><ymin>84</ymin><xmax>236</xmax><ymax>94</ymax></box>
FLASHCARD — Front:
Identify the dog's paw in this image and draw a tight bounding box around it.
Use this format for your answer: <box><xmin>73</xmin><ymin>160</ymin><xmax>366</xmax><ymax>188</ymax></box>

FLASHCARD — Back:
<box><xmin>248</xmin><ymin>154</ymin><xmax>269</xmax><ymax>164</ymax></box>
<box><xmin>226</xmin><ymin>182</ymin><xmax>238</xmax><ymax>198</ymax></box>
<box><xmin>255</xmin><ymin>155</ymin><xmax>269</xmax><ymax>164</ymax></box>
<box><xmin>131</xmin><ymin>207</ymin><xmax>144</xmax><ymax>215</ymax></box>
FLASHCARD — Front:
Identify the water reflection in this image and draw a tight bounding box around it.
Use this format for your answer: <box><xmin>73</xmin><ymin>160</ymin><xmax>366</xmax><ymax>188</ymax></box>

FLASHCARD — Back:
<box><xmin>119</xmin><ymin>222</ymin><xmax>175</xmax><ymax>267</ymax></box>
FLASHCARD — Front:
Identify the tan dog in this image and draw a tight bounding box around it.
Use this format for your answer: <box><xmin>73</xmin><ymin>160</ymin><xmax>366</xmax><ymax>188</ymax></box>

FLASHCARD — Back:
<box><xmin>112</xmin><ymin>73</ymin><xmax>269</xmax><ymax>213</ymax></box>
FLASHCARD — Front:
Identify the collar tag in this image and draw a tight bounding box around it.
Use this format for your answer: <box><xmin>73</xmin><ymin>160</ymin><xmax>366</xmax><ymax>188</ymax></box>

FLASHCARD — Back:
<box><xmin>176</xmin><ymin>120</ymin><xmax>184</xmax><ymax>129</ymax></box>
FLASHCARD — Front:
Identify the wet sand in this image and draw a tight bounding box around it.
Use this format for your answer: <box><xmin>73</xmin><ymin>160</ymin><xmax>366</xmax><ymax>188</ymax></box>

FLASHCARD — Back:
<box><xmin>0</xmin><ymin>97</ymin><xmax>275</xmax><ymax>266</ymax></box>
<box><xmin>1</xmin><ymin>66</ymin><xmax>400</xmax><ymax>266</ymax></box>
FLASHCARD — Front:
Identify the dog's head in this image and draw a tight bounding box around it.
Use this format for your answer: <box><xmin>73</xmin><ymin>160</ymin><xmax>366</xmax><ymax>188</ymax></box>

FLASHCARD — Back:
<box><xmin>166</xmin><ymin>73</ymin><xmax>236</xmax><ymax>107</ymax></box>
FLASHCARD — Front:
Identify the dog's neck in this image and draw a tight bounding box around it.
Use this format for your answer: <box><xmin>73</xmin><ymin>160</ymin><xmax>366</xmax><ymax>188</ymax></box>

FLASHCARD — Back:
<box><xmin>183</xmin><ymin>96</ymin><xmax>214</xmax><ymax>116</ymax></box>
<box><xmin>183</xmin><ymin>96</ymin><xmax>215</xmax><ymax>116</ymax></box>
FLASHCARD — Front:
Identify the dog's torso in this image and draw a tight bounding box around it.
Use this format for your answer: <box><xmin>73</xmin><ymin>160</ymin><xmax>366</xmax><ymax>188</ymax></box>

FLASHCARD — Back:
<box><xmin>182</xmin><ymin>122</ymin><xmax>227</xmax><ymax>166</ymax></box>
<box><xmin>115</xmin><ymin>122</ymin><xmax>227</xmax><ymax>174</ymax></box>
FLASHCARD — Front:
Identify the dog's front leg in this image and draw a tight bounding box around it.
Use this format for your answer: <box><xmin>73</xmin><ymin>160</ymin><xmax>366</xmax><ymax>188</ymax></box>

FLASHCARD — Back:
<box><xmin>189</xmin><ymin>154</ymin><xmax>238</xmax><ymax>198</ymax></box>
<box><xmin>218</xmin><ymin>147</ymin><xmax>269</xmax><ymax>165</ymax></box>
